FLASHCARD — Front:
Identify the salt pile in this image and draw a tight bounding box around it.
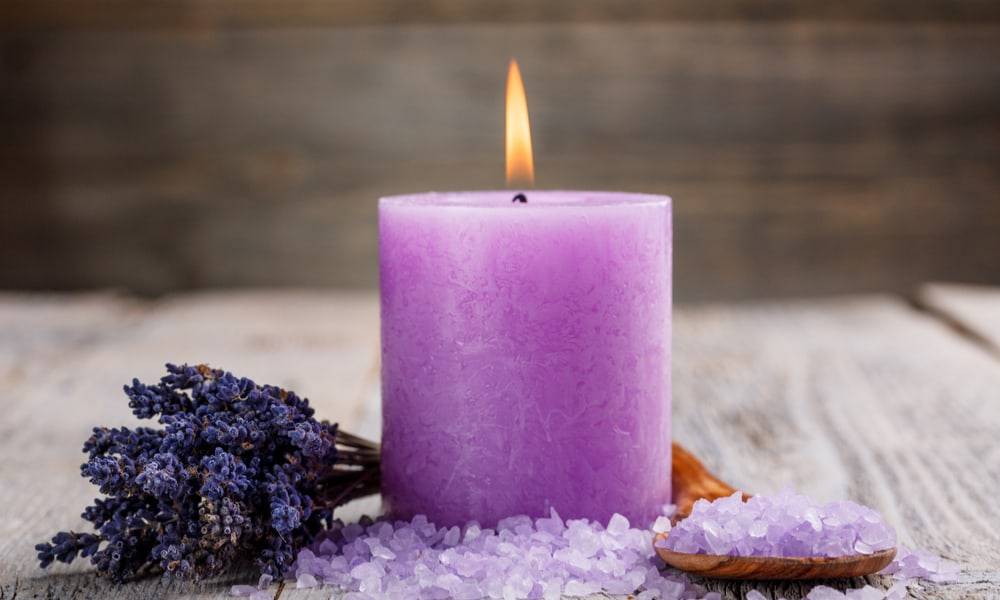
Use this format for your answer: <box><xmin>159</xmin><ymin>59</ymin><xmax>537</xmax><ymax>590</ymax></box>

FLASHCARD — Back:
<box><xmin>659</xmin><ymin>489</ymin><xmax>896</xmax><ymax>557</ymax></box>
<box><xmin>881</xmin><ymin>546</ymin><xmax>961</xmax><ymax>583</ymax></box>
<box><xmin>667</xmin><ymin>492</ymin><xmax>961</xmax><ymax>600</ymax></box>
<box><xmin>273</xmin><ymin>509</ymin><xmax>714</xmax><ymax>600</ymax></box>
<box><xmin>230</xmin><ymin>492</ymin><xmax>960</xmax><ymax>600</ymax></box>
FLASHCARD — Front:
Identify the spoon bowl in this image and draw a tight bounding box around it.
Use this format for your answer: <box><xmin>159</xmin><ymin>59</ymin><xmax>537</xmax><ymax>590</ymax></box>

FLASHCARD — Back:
<box><xmin>654</xmin><ymin>532</ymin><xmax>896</xmax><ymax>580</ymax></box>
<box><xmin>667</xmin><ymin>442</ymin><xmax>897</xmax><ymax>580</ymax></box>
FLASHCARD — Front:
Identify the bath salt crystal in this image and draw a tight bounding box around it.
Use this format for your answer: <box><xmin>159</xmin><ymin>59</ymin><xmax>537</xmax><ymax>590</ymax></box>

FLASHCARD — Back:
<box><xmin>272</xmin><ymin>511</ymin><xmax>720</xmax><ymax>600</ymax></box>
<box><xmin>452</xmin><ymin>581</ymin><xmax>483</xmax><ymax>600</ymax></box>
<box><xmin>566</xmin><ymin>527</ymin><xmax>601</xmax><ymax>558</ymax></box>
<box><xmin>370</xmin><ymin>543</ymin><xmax>396</xmax><ymax>560</ymax></box>
<box><xmin>880</xmin><ymin>546</ymin><xmax>960</xmax><ymax>582</ymax></box>
<box><xmin>256</xmin><ymin>574</ymin><xmax>273</xmax><ymax>589</ymax></box>
<box><xmin>536</xmin><ymin>508</ymin><xmax>565</xmax><ymax>536</ymax></box>
<box><xmin>662</xmin><ymin>488</ymin><xmax>896</xmax><ymax>558</ymax></box>
<box><xmin>540</xmin><ymin>577</ymin><xmax>563</xmax><ymax>600</ymax></box>
<box><xmin>883</xmin><ymin>580</ymin><xmax>909</xmax><ymax>600</ymax></box>
<box><xmin>342</xmin><ymin>522</ymin><xmax>364</xmax><ymax>542</ymax></box>
<box><xmin>607</xmin><ymin>513</ymin><xmax>631</xmax><ymax>535</ymax></box>
<box><xmin>295</xmin><ymin>572</ymin><xmax>317</xmax><ymax>588</ymax></box>
<box><xmin>563</xmin><ymin>579</ymin><xmax>600</xmax><ymax>596</ymax></box>
<box><xmin>443</xmin><ymin>525</ymin><xmax>462</xmax><ymax>547</ymax></box>
<box><xmin>844</xmin><ymin>586</ymin><xmax>884</xmax><ymax>600</ymax></box>
<box><xmin>554</xmin><ymin>546</ymin><xmax>592</xmax><ymax>570</ymax></box>
<box><xmin>464</xmin><ymin>522</ymin><xmax>483</xmax><ymax>542</ymax></box>
<box><xmin>806</xmin><ymin>586</ymin><xmax>846</xmax><ymax>600</ymax></box>
<box><xmin>854</xmin><ymin>540</ymin><xmax>875</xmax><ymax>555</ymax></box>
<box><xmin>350</xmin><ymin>562</ymin><xmax>383</xmax><ymax>580</ymax></box>
<box><xmin>652</xmin><ymin>516</ymin><xmax>672</xmax><ymax>534</ymax></box>
<box><xmin>230</xmin><ymin>585</ymin><xmax>259</xmax><ymax>597</ymax></box>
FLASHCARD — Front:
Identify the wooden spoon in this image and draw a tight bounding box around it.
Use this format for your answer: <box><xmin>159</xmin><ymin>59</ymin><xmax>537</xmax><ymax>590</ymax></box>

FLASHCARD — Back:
<box><xmin>671</xmin><ymin>442</ymin><xmax>749</xmax><ymax>520</ymax></box>
<box><xmin>664</xmin><ymin>442</ymin><xmax>896</xmax><ymax>580</ymax></box>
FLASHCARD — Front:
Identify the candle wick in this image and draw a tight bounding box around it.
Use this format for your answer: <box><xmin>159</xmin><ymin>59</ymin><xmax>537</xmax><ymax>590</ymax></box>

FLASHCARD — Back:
<box><xmin>512</xmin><ymin>193</ymin><xmax>527</xmax><ymax>204</ymax></box>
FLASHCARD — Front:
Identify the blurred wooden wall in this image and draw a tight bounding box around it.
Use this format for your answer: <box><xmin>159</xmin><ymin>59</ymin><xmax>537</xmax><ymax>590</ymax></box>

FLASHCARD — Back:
<box><xmin>2</xmin><ymin>2</ymin><xmax>1000</xmax><ymax>302</ymax></box>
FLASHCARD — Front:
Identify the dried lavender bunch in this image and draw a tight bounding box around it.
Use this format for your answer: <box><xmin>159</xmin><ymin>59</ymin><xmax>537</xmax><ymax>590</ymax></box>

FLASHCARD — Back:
<box><xmin>36</xmin><ymin>364</ymin><xmax>380</xmax><ymax>582</ymax></box>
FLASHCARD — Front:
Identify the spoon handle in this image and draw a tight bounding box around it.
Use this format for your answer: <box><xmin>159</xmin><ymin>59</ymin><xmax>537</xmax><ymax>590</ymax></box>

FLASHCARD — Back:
<box><xmin>671</xmin><ymin>442</ymin><xmax>749</xmax><ymax>519</ymax></box>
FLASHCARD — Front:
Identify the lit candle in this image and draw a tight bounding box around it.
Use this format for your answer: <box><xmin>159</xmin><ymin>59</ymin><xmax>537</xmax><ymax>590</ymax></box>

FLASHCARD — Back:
<box><xmin>379</xmin><ymin>61</ymin><xmax>671</xmax><ymax>527</ymax></box>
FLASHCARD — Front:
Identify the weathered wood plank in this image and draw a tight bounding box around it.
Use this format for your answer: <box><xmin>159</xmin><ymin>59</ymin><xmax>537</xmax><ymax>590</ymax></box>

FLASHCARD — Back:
<box><xmin>0</xmin><ymin>291</ymin><xmax>381</xmax><ymax>600</ymax></box>
<box><xmin>2</xmin><ymin>22</ymin><xmax>1000</xmax><ymax>301</ymax></box>
<box><xmin>917</xmin><ymin>283</ymin><xmax>1000</xmax><ymax>358</ymax></box>
<box><xmin>0</xmin><ymin>292</ymin><xmax>137</xmax><ymax>373</ymax></box>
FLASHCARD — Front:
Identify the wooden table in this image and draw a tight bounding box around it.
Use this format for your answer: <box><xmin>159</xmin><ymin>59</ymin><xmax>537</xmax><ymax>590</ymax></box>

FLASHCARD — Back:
<box><xmin>2</xmin><ymin>285</ymin><xmax>998</xmax><ymax>599</ymax></box>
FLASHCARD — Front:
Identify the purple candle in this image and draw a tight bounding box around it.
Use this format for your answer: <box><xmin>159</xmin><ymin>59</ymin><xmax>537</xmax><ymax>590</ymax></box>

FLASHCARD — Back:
<box><xmin>378</xmin><ymin>190</ymin><xmax>672</xmax><ymax>527</ymax></box>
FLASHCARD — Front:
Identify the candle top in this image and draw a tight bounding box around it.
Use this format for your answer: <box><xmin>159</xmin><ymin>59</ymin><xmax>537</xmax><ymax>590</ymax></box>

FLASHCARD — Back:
<box><xmin>380</xmin><ymin>190</ymin><xmax>671</xmax><ymax>210</ymax></box>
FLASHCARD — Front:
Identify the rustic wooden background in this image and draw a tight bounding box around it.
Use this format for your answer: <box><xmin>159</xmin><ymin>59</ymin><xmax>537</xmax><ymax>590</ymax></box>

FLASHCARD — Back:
<box><xmin>2</xmin><ymin>2</ymin><xmax>1000</xmax><ymax>301</ymax></box>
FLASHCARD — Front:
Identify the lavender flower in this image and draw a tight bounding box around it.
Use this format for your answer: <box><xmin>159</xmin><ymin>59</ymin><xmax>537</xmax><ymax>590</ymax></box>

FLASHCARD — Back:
<box><xmin>36</xmin><ymin>364</ymin><xmax>380</xmax><ymax>582</ymax></box>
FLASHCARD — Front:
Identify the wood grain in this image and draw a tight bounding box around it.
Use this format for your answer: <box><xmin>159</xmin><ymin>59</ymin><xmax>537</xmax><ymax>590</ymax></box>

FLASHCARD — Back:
<box><xmin>1</xmin><ymin>290</ymin><xmax>999</xmax><ymax>598</ymax></box>
<box><xmin>670</xmin><ymin>295</ymin><xmax>1000</xmax><ymax>598</ymax></box>
<box><xmin>0</xmin><ymin>291</ymin><xmax>381</xmax><ymax>600</ymax></box>
<box><xmin>2</xmin><ymin>21</ymin><xmax>1000</xmax><ymax>301</ymax></box>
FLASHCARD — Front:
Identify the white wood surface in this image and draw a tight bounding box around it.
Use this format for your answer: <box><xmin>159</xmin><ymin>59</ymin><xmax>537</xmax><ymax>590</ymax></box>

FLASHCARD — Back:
<box><xmin>919</xmin><ymin>283</ymin><xmax>1000</xmax><ymax>358</ymax></box>
<box><xmin>0</xmin><ymin>290</ymin><xmax>997</xmax><ymax>599</ymax></box>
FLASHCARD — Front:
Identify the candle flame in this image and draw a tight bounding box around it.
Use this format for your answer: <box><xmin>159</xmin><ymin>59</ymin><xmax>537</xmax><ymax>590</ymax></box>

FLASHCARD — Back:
<box><xmin>505</xmin><ymin>59</ymin><xmax>534</xmax><ymax>187</ymax></box>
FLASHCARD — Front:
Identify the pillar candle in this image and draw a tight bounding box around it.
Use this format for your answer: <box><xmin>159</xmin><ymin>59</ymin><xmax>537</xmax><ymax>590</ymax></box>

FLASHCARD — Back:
<box><xmin>379</xmin><ymin>190</ymin><xmax>671</xmax><ymax>528</ymax></box>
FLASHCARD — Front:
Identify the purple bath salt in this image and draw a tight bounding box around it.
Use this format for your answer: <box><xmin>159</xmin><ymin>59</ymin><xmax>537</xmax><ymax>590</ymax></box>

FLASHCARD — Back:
<box><xmin>231</xmin><ymin>492</ymin><xmax>960</xmax><ymax>600</ymax></box>
<box><xmin>230</xmin><ymin>573</ymin><xmax>276</xmax><ymax>600</ymax></box>
<box><xmin>659</xmin><ymin>489</ymin><xmax>896</xmax><ymax>558</ymax></box>
<box><xmin>656</xmin><ymin>490</ymin><xmax>960</xmax><ymax>600</ymax></box>
<box><xmin>280</xmin><ymin>509</ymin><xmax>712</xmax><ymax>600</ymax></box>
<box><xmin>880</xmin><ymin>545</ymin><xmax>961</xmax><ymax>583</ymax></box>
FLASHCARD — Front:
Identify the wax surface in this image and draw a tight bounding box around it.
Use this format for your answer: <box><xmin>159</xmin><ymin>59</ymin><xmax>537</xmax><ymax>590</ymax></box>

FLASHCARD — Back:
<box><xmin>379</xmin><ymin>191</ymin><xmax>672</xmax><ymax>527</ymax></box>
